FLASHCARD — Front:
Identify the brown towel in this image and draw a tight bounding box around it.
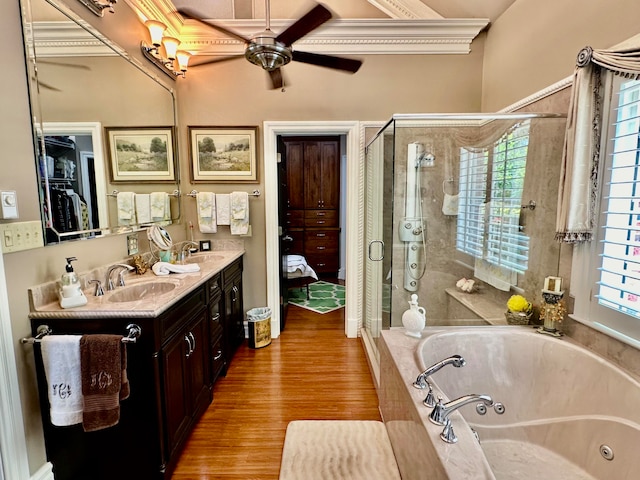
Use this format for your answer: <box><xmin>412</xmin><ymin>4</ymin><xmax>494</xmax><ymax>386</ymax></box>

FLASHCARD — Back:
<box><xmin>80</xmin><ymin>334</ymin><xmax>128</xmax><ymax>432</ymax></box>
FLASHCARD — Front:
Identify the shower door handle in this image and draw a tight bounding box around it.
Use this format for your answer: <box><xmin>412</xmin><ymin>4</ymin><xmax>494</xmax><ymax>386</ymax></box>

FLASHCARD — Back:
<box><xmin>368</xmin><ymin>240</ymin><xmax>384</xmax><ymax>261</ymax></box>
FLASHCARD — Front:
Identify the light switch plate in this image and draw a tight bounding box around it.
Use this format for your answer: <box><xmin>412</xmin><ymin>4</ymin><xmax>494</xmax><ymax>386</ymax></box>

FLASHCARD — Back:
<box><xmin>0</xmin><ymin>221</ymin><xmax>43</xmax><ymax>253</ymax></box>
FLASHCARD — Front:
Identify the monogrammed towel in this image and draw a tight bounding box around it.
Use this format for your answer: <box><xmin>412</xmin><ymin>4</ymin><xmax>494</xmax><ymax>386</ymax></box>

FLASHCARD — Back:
<box><xmin>40</xmin><ymin>335</ymin><xmax>83</xmax><ymax>426</ymax></box>
<box><xmin>80</xmin><ymin>334</ymin><xmax>127</xmax><ymax>432</ymax></box>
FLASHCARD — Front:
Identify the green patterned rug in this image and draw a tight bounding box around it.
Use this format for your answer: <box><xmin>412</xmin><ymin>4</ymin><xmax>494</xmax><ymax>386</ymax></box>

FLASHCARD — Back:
<box><xmin>288</xmin><ymin>281</ymin><xmax>346</xmax><ymax>314</ymax></box>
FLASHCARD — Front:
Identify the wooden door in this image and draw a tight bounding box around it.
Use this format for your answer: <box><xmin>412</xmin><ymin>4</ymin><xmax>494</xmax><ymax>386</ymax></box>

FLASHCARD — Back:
<box><xmin>320</xmin><ymin>141</ymin><xmax>340</xmax><ymax>209</ymax></box>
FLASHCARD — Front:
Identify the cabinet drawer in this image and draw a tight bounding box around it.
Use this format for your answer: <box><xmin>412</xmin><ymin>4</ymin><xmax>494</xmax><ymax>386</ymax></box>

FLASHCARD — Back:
<box><xmin>222</xmin><ymin>257</ymin><xmax>243</xmax><ymax>285</ymax></box>
<box><xmin>304</xmin><ymin>210</ymin><xmax>338</xmax><ymax>227</ymax></box>
<box><xmin>304</xmin><ymin>230</ymin><xmax>339</xmax><ymax>253</ymax></box>
<box><xmin>210</xmin><ymin>326</ymin><xmax>225</xmax><ymax>383</ymax></box>
<box><xmin>285</xmin><ymin>209</ymin><xmax>304</xmax><ymax>227</ymax></box>
<box><xmin>305</xmin><ymin>255</ymin><xmax>339</xmax><ymax>272</ymax></box>
<box><xmin>208</xmin><ymin>273</ymin><xmax>222</xmax><ymax>303</ymax></box>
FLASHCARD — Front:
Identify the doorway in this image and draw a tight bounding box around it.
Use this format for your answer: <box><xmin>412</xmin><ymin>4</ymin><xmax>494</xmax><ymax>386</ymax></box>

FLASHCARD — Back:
<box><xmin>263</xmin><ymin>121</ymin><xmax>361</xmax><ymax>339</ymax></box>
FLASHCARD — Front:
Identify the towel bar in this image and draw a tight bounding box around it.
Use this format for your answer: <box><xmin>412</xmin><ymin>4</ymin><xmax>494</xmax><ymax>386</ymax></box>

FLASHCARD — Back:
<box><xmin>107</xmin><ymin>189</ymin><xmax>181</xmax><ymax>198</ymax></box>
<box><xmin>21</xmin><ymin>323</ymin><xmax>142</xmax><ymax>344</ymax></box>
<box><xmin>187</xmin><ymin>189</ymin><xmax>260</xmax><ymax>197</ymax></box>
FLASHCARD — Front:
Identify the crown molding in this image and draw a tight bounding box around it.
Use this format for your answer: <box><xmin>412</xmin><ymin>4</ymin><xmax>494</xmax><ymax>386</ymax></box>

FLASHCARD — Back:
<box><xmin>366</xmin><ymin>0</ymin><xmax>444</xmax><ymax>19</ymax></box>
<box><xmin>31</xmin><ymin>21</ymin><xmax>120</xmax><ymax>57</ymax></box>
<box><xmin>179</xmin><ymin>18</ymin><xmax>489</xmax><ymax>56</ymax></box>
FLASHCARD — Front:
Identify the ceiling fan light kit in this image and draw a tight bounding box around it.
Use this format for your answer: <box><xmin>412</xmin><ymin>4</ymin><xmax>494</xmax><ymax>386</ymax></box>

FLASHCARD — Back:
<box><xmin>178</xmin><ymin>1</ymin><xmax>362</xmax><ymax>90</ymax></box>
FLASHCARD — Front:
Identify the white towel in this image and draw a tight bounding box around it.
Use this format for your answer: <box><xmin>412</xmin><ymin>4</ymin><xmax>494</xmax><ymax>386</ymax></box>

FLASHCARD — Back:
<box><xmin>152</xmin><ymin>261</ymin><xmax>201</xmax><ymax>276</ymax></box>
<box><xmin>163</xmin><ymin>193</ymin><xmax>171</xmax><ymax>221</ymax></box>
<box><xmin>135</xmin><ymin>194</ymin><xmax>151</xmax><ymax>224</ymax></box>
<box><xmin>216</xmin><ymin>194</ymin><xmax>231</xmax><ymax>225</ymax></box>
<box><xmin>197</xmin><ymin>192</ymin><xmax>217</xmax><ymax>233</ymax></box>
<box><xmin>40</xmin><ymin>335</ymin><xmax>83</xmax><ymax>427</ymax></box>
<box><xmin>116</xmin><ymin>192</ymin><xmax>136</xmax><ymax>226</ymax></box>
<box><xmin>230</xmin><ymin>191</ymin><xmax>249</xmax><ymax>235</ymax></box>
<box><xmin>150</xmin><ymin>192</ymin><xmax>167</xmax><ymax>221</ymax></box>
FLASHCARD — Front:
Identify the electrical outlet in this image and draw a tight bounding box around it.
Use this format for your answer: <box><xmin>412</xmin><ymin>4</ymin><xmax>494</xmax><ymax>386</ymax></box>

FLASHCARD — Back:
<box><xmin>0</xmin><ymin>221</ymin><xmax>43</xmax><ymax>253</ymax></box>
<box><xmin>127</xmin><ymin>234</ymin><xmax>139</xmax><ymax>255</ymax></box>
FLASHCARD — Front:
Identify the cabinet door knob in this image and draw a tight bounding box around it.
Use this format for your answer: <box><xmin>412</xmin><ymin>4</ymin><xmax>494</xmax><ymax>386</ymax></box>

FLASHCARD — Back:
<box><xmin>317</xmin><ymin>246</ymin><xmax>326</xmax><ymax>250</ymax></box>
<box><xmin>214</xmin><ymin>350</ymin><xmax>223</xmax><ymax>361</ymax></box>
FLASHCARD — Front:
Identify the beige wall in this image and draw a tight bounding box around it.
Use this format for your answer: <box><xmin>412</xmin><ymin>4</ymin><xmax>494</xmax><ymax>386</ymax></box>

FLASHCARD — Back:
<box><xmin>482</xmin><ymin>0</ymin><xmax>640</xmax><ymax>111</ymax></box>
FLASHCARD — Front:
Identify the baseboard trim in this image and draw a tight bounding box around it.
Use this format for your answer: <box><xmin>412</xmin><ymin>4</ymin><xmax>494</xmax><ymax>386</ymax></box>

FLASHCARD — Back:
<box><xmin>31</xmin><ymin>463</ymin><xmax>54</xmax><ymax>480</ymax></box>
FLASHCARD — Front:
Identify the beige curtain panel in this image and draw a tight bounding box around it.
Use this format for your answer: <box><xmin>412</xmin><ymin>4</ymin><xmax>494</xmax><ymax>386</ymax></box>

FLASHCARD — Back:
<box><xmin>556</xmin><ymin>44</ymin><xmax>640</xmax><ymax>243</ymax></box>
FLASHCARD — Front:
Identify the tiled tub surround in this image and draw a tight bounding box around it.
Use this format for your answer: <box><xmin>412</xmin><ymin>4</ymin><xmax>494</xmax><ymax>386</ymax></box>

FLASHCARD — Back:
<box><xmin>28</xmin><ymin>245</ymin><xmax>244</xmax><ymax>319</ymax></box>
<box><xmin>380</xmin><ymin>327</ymin><xmax>640</xmax><ymax>480</ymax></box>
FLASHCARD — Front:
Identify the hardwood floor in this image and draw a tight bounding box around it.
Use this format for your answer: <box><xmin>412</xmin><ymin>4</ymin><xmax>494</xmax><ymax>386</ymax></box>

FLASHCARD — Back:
<box><xmin>171</xmin><ymin>303</ymin><xmax>381</xmax><ymax>479</ymax></box>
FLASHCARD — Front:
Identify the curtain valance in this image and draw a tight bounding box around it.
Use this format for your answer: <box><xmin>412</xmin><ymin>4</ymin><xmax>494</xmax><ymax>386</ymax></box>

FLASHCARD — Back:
<box><xmin>556</xmin><ymin>44</ymin><xmax>640</xmax><ymax>243</ymax></box>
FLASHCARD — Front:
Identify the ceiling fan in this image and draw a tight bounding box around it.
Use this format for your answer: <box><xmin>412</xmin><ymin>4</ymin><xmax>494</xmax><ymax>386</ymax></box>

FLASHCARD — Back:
<box><xmin>177</xmin><ymin>1</ymin><xmax>362</xmax><ymax>90</ymax></box>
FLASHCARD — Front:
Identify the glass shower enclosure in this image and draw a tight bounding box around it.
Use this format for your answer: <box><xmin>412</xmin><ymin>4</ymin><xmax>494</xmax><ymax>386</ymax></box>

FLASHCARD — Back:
<box><xmin>363</xmin><ymin>113</ymin><xmax>567</xmax><ymax>380</ymax></box>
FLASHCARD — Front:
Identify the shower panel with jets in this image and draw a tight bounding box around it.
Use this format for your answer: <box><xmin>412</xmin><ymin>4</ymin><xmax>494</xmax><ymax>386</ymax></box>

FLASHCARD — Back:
<box><xmin>363</xmin><ymin>113</ymin><xmax>567</xmax><ymax>380</ymax></box>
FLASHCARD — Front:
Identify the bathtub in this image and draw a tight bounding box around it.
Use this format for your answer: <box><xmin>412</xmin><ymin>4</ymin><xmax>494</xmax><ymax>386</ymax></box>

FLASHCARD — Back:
<box><xmin>379</xmin><ymin>326</ymin><xmax>640</xmax><ymax>480</ymax></box>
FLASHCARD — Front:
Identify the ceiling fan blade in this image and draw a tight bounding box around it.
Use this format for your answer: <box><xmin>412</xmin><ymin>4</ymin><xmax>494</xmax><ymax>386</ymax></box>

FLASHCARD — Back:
<box><xmin>268</xmin><ymin>68</ymin><xmax>284</xmax><ymax>90</ymax></box>
<box><xmin>292</xmin><ymin>51</ymin><xmax>362</xmax><ymax>73</ymax></box>
<box><xmin>177</xmin><ymin>7</ymin><xmax>251</xmax><ymax>44</ymax></box>
<box><xmin>32</xmin><ymin>77</ymin><xmax>61</xmax><ymax>92</ymax></box>
<box><xmin>189</xmin><ymin>55</ymin><xmax>245</xmax><ymax>68</ymax></box>
<box><xmin>275</xmin><ymin>3</ymin><xmax>332</xmax><ymax>47</ymax></box>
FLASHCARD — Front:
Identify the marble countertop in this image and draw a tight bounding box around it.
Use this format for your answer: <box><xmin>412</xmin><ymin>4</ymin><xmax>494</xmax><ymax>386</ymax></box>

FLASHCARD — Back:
<box><xmin>28</xmin><ymin>249</ymin><xmax>244</xmax><ymax>320</ymax></box>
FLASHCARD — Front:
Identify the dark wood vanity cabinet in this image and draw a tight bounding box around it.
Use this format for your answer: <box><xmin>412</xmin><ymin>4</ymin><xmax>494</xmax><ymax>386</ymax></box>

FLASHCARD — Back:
<box><xmin>161</xmin><ymin>303</ymin><xmax>211</xmax><ymax>461</ymax></box>
<box><xmin>29</xmin><ymin>256</ymin><xmax>245</xmax><ymax>480</ymax></box>
<box><xmin>223</xmin><ymin>257</ymin><xmax>245</xmax><ymax>362</ymax></box>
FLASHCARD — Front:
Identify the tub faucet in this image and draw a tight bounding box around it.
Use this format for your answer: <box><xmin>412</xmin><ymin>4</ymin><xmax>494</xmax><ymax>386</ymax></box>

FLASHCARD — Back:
<box><xmin>429</xmin><ymin>394</ymin><xmax>494</xmax><ymax>444</ymax></box>
<box><xmin>413</xmin><ymin>355</ymin><xmax>466</xmax><ymax>407</ymax></box>
<box><xmin>429</xmin><ymin>394</ymin><xmax>493</xmax><ymax>426</ymax></box>
<box><xmin>106</xmin><ymin>264</ymin><xmax>134</xmax><ymax>290</ymax></box>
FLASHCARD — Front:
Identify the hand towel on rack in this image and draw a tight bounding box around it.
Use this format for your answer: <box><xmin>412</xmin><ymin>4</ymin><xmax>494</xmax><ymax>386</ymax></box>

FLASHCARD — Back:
<box><xmin>152</xmin><ymin>261</ymin><xmax>201</xmax><ymax>276</ymax></box>
<box><xmin>230</xmin><ymin>191</ymin><xmax>249</xmax><ymax>235</ymax></box>
<box><xmin>150</xmin><ymin>192</ymin><xmax>167</xmax><ymax>221</ymax></box>
<box><xmin>117</xmin><ymin>192</ymin><xmax>136</xmax><ymax>226</ymax></box>
<box><xmin>163</xmin><ymin>192</ymin><xmax>172</xmax><ymax>222</ymax></box>
<box><xmin>135</xmin><ymin>194</ymin><xmax>152</xmax><ymax>224</ymax></box>
<box><xmin>80</xmin><ymin>334</ymin><xmax>128</xmax><ymax>432</ymax></box>
<box><xmin>40</xmin><ymin>335</ymin><xmax>83</xmax><ymax>427</ymax></box>
<box><xmin>215</xmin><ymin>193</ymin><xmax>231</xmax><ymax>225</ymax></box>
<box><xmin>197</xmin><ymin>192</ymin><xmax>217</xmax><ymax>233</ymax></box>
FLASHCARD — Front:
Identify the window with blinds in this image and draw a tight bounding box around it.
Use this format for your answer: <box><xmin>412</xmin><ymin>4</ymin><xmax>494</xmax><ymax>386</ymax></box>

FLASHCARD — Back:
<box><xmin>456</xmin><ymin>121</ymin><xmax>531</xmax><ymax>274</ymax></box>
<box><xmin>596</xmin><ymin>78</ymin><xmax>640</xmax><ymax>318</ymax></box>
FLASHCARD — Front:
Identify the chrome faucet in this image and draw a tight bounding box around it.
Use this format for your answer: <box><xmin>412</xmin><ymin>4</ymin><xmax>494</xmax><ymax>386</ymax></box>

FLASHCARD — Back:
<box><xmin>429</xmin><ymin>394</ymin><xmax>494</xmax><ymax>444</ymax></box>
<box><xmin>413</xmin><ymin>355</ymin><xmax>466</xmax><ymax>407</ymax></box>
<box><xmin>179</xmin><ymin>241</ymin><xmax>199</xmax><ymax>262</ymax></box>
<box><xmin>105</xmin><ymin>264</ymin><xmax>134</xmax><ymax>290</ymax></box>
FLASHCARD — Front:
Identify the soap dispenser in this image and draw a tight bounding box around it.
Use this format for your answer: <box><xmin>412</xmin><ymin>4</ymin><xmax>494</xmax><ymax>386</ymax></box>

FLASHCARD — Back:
<box><xmin>402</xmin><ymin>293</ymin><xmax>426</xmax><ymax>338</ymax></box>
<box><xmin>59</xmin><ymin>257</ymin><xmax>87</xmax><ymax>309</ymax></box>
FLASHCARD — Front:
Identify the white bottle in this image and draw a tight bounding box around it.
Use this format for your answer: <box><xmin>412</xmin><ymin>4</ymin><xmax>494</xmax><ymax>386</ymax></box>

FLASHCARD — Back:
<box><xmin>402</xmin><ymin>293</ymin><xmax>426</xmax><ymax>338</ymax></box>
<box><xmin>60</xmin><ymin>257</ymin><xmax>81</xmax><ymax>298</ymax></box>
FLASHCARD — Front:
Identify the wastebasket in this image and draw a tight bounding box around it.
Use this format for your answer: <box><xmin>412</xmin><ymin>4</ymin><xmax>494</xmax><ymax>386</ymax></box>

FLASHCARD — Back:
<box><xmin>246</xmin><ymin>307</ymin><xmax>272</xmax><ymax>349</ymax></box>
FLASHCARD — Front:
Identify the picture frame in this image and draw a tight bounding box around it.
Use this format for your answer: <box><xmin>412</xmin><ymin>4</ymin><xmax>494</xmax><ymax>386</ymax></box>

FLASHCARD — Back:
<box><xmin>106</xmin><ymin>127</ymin><xmax>176</xmax><ymax>183</ymax></box>
<box><xmin>189</xmin><ymin>126</ymin><xmax>259</xmax><ymax>183</ymax></box>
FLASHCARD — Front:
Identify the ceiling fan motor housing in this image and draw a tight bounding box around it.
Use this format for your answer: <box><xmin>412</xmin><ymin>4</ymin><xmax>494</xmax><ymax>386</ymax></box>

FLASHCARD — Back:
<box><xmin>244</xmin><ymin>31</ymin><xmax>293</xmax><ymax>71</ymax></box>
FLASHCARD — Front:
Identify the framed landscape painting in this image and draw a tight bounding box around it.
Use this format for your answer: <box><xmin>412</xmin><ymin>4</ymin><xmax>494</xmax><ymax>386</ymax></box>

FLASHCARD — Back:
<box><xmin>189</xmin><ymin>126</ymin><xmax>258</xmax><ymax>183</ymax></box>
<box><xmin>106</xmin><ymin>127</ymin><xmax>176</xmax><ymax>183</ymax></box>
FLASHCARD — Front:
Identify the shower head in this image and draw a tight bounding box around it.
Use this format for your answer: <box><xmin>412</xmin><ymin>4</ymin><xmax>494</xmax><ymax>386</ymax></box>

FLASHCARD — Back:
<box><xmin>416</xmin><ymin>153</ymin><xmax>435</xmax><ymax>168</ymax></box>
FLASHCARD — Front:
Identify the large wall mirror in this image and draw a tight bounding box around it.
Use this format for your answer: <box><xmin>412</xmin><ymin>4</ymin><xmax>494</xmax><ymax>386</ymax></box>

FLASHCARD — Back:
<box><xmin>22</xmin><ymin>0</ymin><xmax>180</xmax><ymax>245</ymax></box>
